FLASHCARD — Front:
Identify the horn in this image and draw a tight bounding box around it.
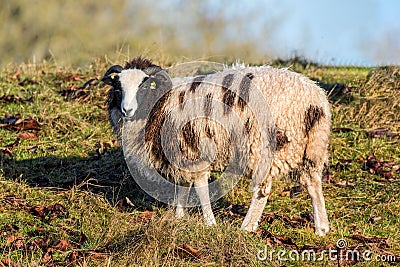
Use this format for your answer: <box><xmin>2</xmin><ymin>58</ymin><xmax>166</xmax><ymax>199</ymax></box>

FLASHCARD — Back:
<box><xmin>102</xmin><ymin>65</ymin><xmax>123</xmax><ymax>85</ymax></box>
<box><xmin>143</xmin><ymin>66</ymin><xmax>163</xmax><ymax>76</ymax></box>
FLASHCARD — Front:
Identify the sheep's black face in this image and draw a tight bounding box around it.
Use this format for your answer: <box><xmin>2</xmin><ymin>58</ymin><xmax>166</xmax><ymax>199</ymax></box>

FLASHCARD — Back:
<box><xmin>117</xmin><ymin>69</ymin><xmax>150</xmax><ymax>119</ymax></box>
<box><xmin>103</xmin><ymin>65</ymin><xmax>150</xmax><ymax>118</ymax></box>
<box><xmin>111</xmin><ymin>68</ymin><xmax>171</xmax><ymax>120</ymax></box>
<box><xmin>103</xmin><ymin>64</ymin><xmax>172</xmax><ymax>121</ymax></box>
<box><xmin>103</xmin><ymin>65</ymin><xmax>124</xmax><ymax>112</ymax></box>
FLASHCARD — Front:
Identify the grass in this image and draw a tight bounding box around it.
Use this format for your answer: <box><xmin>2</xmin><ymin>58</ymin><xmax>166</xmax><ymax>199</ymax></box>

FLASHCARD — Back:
<box><xmin>0</xmin><ymin>58</ymin><xmax>399</xmax><ymax>266</ymax></box>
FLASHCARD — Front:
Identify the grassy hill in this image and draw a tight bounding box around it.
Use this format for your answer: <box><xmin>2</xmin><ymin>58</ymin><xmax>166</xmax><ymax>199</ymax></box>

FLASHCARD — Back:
<box><xmin>0</xmin><ymin>59</ymin><xmax>399</xmax><ymax>266</ymax></box>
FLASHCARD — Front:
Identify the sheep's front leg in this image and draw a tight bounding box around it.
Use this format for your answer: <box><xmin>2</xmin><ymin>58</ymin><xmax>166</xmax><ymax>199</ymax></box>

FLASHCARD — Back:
<box><xmin>305</xmin><ymin>173</ymin><xmax>329</xmax><ymax>236</ymax></box>
<box><xmin>176</xmin><ymin>182</ymin><xmax>193</xmax><ymax>219</ymax></box>
<box><xmin>194</xmin><ymin>172</ymin><xmax>216</xmax><ymax>226</ymax></box>
<box><xmin>241</xmin><ymin>178</ymin><xmax>272</xmax><ymax>232</ymax></box>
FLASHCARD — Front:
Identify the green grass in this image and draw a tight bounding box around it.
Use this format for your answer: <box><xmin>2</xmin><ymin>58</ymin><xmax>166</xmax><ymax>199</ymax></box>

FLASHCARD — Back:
<box><xmin>0</xmin><ymin>59</ymin><xmax>399</xmax><ymax>266</ymax></box>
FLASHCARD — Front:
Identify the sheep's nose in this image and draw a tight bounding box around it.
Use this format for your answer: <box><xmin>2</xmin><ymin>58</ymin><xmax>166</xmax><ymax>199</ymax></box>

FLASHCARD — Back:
<box><xmin>122</xmin><ymin>107</ymin><xmax>133</xmax><ymax>117</ymax></box>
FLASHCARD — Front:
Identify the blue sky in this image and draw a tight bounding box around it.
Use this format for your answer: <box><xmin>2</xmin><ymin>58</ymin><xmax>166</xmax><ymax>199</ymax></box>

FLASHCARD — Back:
<box><xmin>247</xmin><ymin>0</ymin><xmax>400</xmax><ymax>65</ymax></box>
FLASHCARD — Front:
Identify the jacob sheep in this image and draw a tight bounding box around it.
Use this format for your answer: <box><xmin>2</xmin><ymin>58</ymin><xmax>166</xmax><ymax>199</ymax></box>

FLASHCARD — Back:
<box><xmin>102</xmin><ymin>57</ymin><xmax>331</xmax><ymax>236</ymax></box>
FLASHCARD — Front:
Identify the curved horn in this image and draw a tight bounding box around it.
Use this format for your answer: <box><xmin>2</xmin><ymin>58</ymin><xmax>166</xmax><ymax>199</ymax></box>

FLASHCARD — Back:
<box><xmin>143</xmin><ymin>66</ymin><xmax>163</xmax><ymax>76</ymax></box>
<box><xmin>102</xmin><ymin>65</ymin><xmax>123</xmax><ymax>85</ymax></box>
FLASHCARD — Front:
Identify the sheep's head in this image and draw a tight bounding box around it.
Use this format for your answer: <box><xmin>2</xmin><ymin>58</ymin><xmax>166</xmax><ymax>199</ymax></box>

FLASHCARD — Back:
<box><xmin>102</xmin><ymin>59</ymin><xmax>171</xmax><ymax>121</ymax></box>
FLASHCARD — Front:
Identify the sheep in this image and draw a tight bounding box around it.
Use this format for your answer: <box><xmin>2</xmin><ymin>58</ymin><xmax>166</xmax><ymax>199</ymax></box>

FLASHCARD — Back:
<box><xmin>102</xmin><ymin>57</ymin><xmax>331</xmax><ymax>236</ymax></box>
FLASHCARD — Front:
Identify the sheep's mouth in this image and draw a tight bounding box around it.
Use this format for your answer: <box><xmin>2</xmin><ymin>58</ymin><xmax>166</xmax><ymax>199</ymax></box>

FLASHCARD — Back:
<box><xmin>123</xmin><ymin>116</ymin><xmax>135</xmax><ymax>122</ymax></box>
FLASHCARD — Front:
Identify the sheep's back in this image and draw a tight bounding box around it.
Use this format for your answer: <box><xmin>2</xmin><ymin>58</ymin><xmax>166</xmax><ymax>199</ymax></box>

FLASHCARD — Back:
<box><xmin>143</xmin><ymin>66</ymin><xmax>330</xmax><ymax>183</ymax></box>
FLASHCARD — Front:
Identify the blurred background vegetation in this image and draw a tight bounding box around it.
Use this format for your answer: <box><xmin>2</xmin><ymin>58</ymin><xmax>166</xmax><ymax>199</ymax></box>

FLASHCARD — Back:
<box><xmin>0</xmin><ymin>0</ymin><xmax>274</xmax><ymax>67</ymax></box>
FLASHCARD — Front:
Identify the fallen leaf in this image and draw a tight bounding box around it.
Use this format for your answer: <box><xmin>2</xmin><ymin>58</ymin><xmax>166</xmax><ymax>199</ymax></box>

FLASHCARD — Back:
<box><xmin>138</xmin><ymin>210</ymin><xmax>156</xmax><ymax>217</ymax></box>
<box><xmin>129</xmin><ymin>210</ymin><xmax>156</xmax><ymax>223</ymax></box>
<box><xmin>34</xmin><ymin>227</ymin><xmax>45</xmax><ymax>235</ymax></box>
<box><xmin>66</xmin><ymin>73</ymin><xmax>82</xmax><ymax>81</ymax></box>
<box><xmin>280</xmin><ymin>188</ymin><xmax>290</xmax><ymax>197</ymax></box>
<box><xmin>364</xmin><ymin>155</ymin><xmax>399</xmax><ymax>180</ymax></box>
<box><xmin>59</xmin><ymin>83</ymin><xmax>90</xmax><ymax>102</ymax></box>
<box><xmin>29</xmin><ymin>203</ymin><xmax>68</xmax><ymax>221</ymax></box>
<box><xmin>347</xmin><ymin>234</ymin><xmax>389</xmax><ymax>248</ymax></box>
<box><xmin>367</xmin><ymin>128</ymin><xmax>399</xmax><ymax>139</ymax></box>
<box><xmin>87</xmin><ymin>251</ymin><xmax>109</xmax><ymax>259</ymax></box>
<box><xmin>52</xmin><ymin>239</ymin><xmax>70</xmax><ymax>251</ymax></box>
<box><xmin>12</xmin><ymin>70</ymin><xmax>20</xmax><ymax>80</ymax></box>
<box><xmin>30</xmin><ymin>205</ymin><xmax>47</xmax><ymax>218</ymax></box>
<box><xmin>42</xmin><ymin>248</ymin><xmax>54</xmax><ymax>264</ymax></box>
<box><xmin>6</xmin><ymin>235</ymin><xmax>24</xmax><ymax>249</ymax></box>
<box><xmin>261</xmin><ymin>213</ymin><xmax>275</xmax><ymax>224</ymax></box>
<box><xmin>18</xmin><ymin>131</ymin><xmax>39</xmax><ymax>140</ymax></box>
<box><xmin>282</xmin><ymin>215</ymin><xmax>307</xmax><ymax>228</ymax></box>
<box><xmin>261</xmin><ymin>229</ymin><xmax>299</xmax><ymax>250</ymax></box>
<box><xmin>3</xmin><ymin>196</ymin><xmax>26</xmax><ymax>207</ymax></box>
<box><xmin>0</xmin><ymin>116</ymin><xmax>42</xmax><ymax>132</ymax></box>
<box><xmin>112</xmin><ymin>139</ymin><xmax>120</xmax><ymax>147</ymax></box>
<box><xmin>98</xmin><ymin>104</ymin><xmax>108</xmax><ymax>110</ymax></box>
<box><xmin>0</xmin><ymin>94</ymin><xmax>33</xmax><ymax>104</ymax></box>
<box><xmin>66</xmin><ymin>250</ymin><xmax>82</xmax><ymax>265</ymax></box>
<box><xmin>66</xmin><ymin>250</ymin><xmax>108</xmax><ymax>265</ymax></box>
<box><xmin>6</xmin><ymin>234</ymin><xmax>22</xmax><ymax>244</ymax></box>
<box><xmin>174</xmin><ymin>243</ymin><xmax>202</xmax><ymax>260</ymax></box>
<box><xmin>26</xmin><ymin>238</ymin><xmax>49</xmax><ymax>251</ymax></box>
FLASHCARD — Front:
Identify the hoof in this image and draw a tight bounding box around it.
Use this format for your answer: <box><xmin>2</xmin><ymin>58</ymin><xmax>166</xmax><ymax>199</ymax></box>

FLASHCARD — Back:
<box><xmin>240</xmin><ymin>222</ymin><xmax>258</xmax><ymax>232</ymax></box>
<box><xmin>204</xmin><ymin>216</ymin><xmax>216</xmax><ymax>227</ymax></box>
<box><xmin>315</xmin><ymin>225</ymin><xmax>329</xmax><ymax>236</ymax></box>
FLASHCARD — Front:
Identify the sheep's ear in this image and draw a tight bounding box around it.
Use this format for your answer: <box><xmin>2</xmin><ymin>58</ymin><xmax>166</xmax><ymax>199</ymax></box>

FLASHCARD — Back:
<box><xmin>102</xmin><ymin>65</ymin><xmax>123</xmax><ymax>85</ymax></box>
<box><xmin>150</xmin><ymin>70</ymin><xmax>171</xmax><ymax>89</ymax></box>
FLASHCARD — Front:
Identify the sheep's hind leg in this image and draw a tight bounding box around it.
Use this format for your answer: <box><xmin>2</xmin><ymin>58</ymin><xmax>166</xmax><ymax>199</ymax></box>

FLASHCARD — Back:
<box><xmin>241</xmin><ymin>178</ymin><xmax>272</xmax><ymax>232</ymax></box>
<box><xmin>194</xmin><ymin>172</ymin><xmax>216</xmax><ymax>226</ymax></box>
<box><xmin>305</xmin><ymin>171</ymin><xmax>329</xmax><ymax>236</ymax></box>
<box><xmin>176</xmin><ymin>182</ymin><xmax>193</xmax><ymax>219</ymax></box>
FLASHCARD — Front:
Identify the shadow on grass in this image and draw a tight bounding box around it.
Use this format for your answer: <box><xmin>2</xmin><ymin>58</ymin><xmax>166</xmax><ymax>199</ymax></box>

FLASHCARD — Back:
<box><xmin>315</xmin><ymin>80</ymin><xmax>355</xmax><ymax>104</ymax></box>
<box><xmin>0</xmin><ymin>148</ymin><xmax>162</xmax><ymax>211</ymax></box>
